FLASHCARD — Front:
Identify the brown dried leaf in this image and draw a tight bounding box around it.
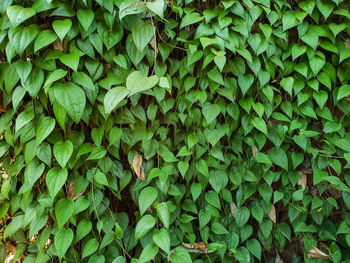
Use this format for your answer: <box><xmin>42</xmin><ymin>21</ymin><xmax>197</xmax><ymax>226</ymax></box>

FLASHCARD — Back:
<box><xmin>230</xmin><ymin>202</ymin><xmax>236</xmax><ymax>218</ymax></box>
<box><xmin>53</xmin><ymin>39</ymin><xmax>64</xmax><ymax>51</ymax></box>
<box><xmin>182</xmin><ymin>242</ymin><xmax>207</xmax><ymax>252</ymax></box>
<box><xmin>268</xmin><ymin>204</ymin><xmax>276</xmax><ymax>224</ymax></box>
<box><xmin>275</xmin><ymin>252</ymin><xmax>283</xmax><ymax>263</ymax></box>
<box><xmin>150</xmin><ymin>36</ymin><xmax>158</xmax><ymax>53</ymax></box>
<box><xmin>308</xmin><ymin>247</ymin><xmax>330</xmax><ymax>259</ymax></box>
<box><xmin>66</xmin><ymin>181</ymin><xmax>74</xmax><ymax>199</ymax></box>
<box><xmin>345</xmin><ymin>39</ymin><xmax>350</xmax><ymax>49</ymax></box>
<box><xmin>133</xmin><ymin>154</ymin><xmax>146</xmax><ymax>181</ymax></box>
<box><xmin>298</xmin><ymin>171</ymin><xmax>307</xmax><ymax>191</ymax></box>
<box><xmin>6</xmin><ymin>241</ymin><xmax>16</xmax><ymax>255</ymax></box>
<box><xmin>252</xmin><ymin>146</ymin><xmax>258</xmax><ymax>161</ymax></box>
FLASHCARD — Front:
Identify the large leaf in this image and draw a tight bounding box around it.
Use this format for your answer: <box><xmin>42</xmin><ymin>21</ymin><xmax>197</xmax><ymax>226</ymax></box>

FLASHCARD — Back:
<box><xmin>104</xmin><ymin>86</ymin><xmax>129</xmax><ymax>114</ymax></box>
<box><xmin>126</xmin><ymin>71</ymin><xmax>159</xmax><ymax>96</ymax></box>
<box><xmin>132</xmin><ymin>19</ymin><xmax>154</xmax><ymax>52</ymax></box>
<box><xmin>7</xmin><ymin>5</ymin><xmax>36</xmax><ymax>26</ymax></box>
<box><xmin>53</xmin><ymin>82</ymin><xmax>86</xmax><ymax>123</ymax></box>
<box><xmin>55</xmin><ymin>228</ymin><xmax>74</xmax><ymax>260</ymax></box>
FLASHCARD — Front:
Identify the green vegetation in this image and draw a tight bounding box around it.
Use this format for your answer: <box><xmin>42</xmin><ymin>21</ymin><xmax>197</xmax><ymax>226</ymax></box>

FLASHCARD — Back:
<box><xmin>0</xmin><ymin>0</ymin><xmax>350</xmax><ymax>262</ymax></box>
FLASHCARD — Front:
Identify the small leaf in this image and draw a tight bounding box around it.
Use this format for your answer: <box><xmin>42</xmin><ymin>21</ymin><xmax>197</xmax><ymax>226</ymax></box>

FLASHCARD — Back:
<box><xmin>268</xmin><ymin>204</ymin><xmax>276</xmax><ymax>224</ymax></box>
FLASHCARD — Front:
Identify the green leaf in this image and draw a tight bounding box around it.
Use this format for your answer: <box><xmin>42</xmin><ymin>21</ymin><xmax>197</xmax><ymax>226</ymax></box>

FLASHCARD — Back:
<box><xmin>135</xmin><ymin>214</ymin><xmax>156</xmax><ymax>240</ymax></box>
<box><xmin>238</xmin><ymin>74</ymin><xmax>254</xmax><ymax>96</ymax></box>
<box><xmin>53</xmin><ymin>82</ymin><xmax>86</xmax><ymax>123</ymax></box>
<box><xmin>156</xmin><ymin>202</ymin><xmax>170</xmax><ymax>229</ymax></box>
<box><xmin>269</xmin><ymin>148</ymin><xmax>289</xmax><ymax>171</ymax></box>
<box><xmin>4</xmin><ymin>215</ymin><xmax>24</xmax><ymax>239</ymax></box>
<box><xmin>46</xmin><ymin>167</ymin><xmax>68</xmax><ymax>200</ymax></box>
<box><xmin>52</xmin><ymin>19</ymin><xmax>72</xmax><ymax>41</ymax></box>
<box><xmin>82</xmin><ymin>238</ymin><xmax>99</xmax><ymax>259</ymax></box>
<box><xmin>153</xmin><ymin>228</ymin><xmax>170</xmax><ymax>254</ymax></box>
<box><xmin>212</xmin><ymin>222</ymin><xmax>229</xmax><ymax>234</ymax></box>
<box><xmin>55</xmin><ymin>198</ymin><xmax>74</xmax><ymax>228</ymax></box>
<box><xmin>170</xmin><ymin>247</ymin><xmax>192</xmax><ymax>263</ymax></box>
<box><xmin>36</xmin><ymin>116</ymin><xmax>56</xmax><ymax>146</ymax></box>
<box><xmin>34</xmin><ymin>30</ymin><xmax>57</xmax><ymax>52</ymax></box>
<box><xmin>7</xmin><ymin>5</ymin><xmax>36</xmax><ymax>26</ymax></box>
<box><xmin>138</xmin><ymin>243</ymin><xmax>159</xmax><ymax>263</ymax></box>
<box><xmin>9</xmin><ymin>25</ymin><xmax>39</xmax><ymax>55</ymax></box>
<box><xmin>104</xmin><ymin>86</ymin><xmax>129</xmax><ymax>114</ymax></box>
<box><xmin>126</xmin><ymin>71</ymin><xmax>159</xmax><ymax>96</ymax></box>
<box><xmin>139</xmin><ymin>186</ymin><xmax>157</xmax><ymax>215</ymax></box>
<box><xmin>180</xmin><ymin>12</ymin><xmax>203</xmax><ymax>29</ymax></box>
<box><xmin>55</xmin><ymin>228</ymin><xmax>74</xmax><ymax>260</ymax></box>
<box><xmin>59</xmin><ymin>52</ymin><xmax>80</xmax><ymax>72</ymax></box>
<box><xmin>53</xmin><ymin>140</ymin><xmax>73</xmax><ymax>168</ymax></box>
<box><xmin>132</xmin><ymin>19</ymin><xmax>154</xmax><ymax>52</ymax></box>
<box><xmin>77</xmin><ymin>9</ymin><xmax>94</xmax><ymax>31</ymax></box>
<box><xmin>280</xmin><ymin>77</ymin><xmax>294</xmax><ymax>97</ymax></box>
<box><xmin>246</xmin><ymin>239</ymin><xmax>261</xmax><ymax>260</ymax></box>
<box><xmin>147</xmin><ymin>0</ymin><xmax>165</xmax><ymax>17</ymax></box>
<box><xmin>72</xmin><ymin>72</ymin><xmax>95</xmax><ymax>91</ymax></box>
<box><xmin>44</xmin><ymin>69</ymin><xmax>67</xmax><ymax>92</ymax></box>
<box><xmin>76</xmin><ymin>219</ymin><xmax>92</xmax><ymax>242</ymax></box>
<box><xmin>337</xmin><ymin>85</ymin><xmax>350</xmax><ymax>100</ymax></box>
<box><xmin>115</xmin><ymin>222</ymin><xmax>124</xmax><ymax>239</ymax></box>
<box><xmin>252</xmin><ymin>117</ymin><xmax>267</xmax><ymax>135</ymax></box>
<box><xmin>94</xmin><ymin>172</ymin><xmax>109</xmax><ymax>186</ymax></box>
<box><xmin>202</xmin><ymin>103</ymin><xmax>221</xmax><ymax>124</ymax></box>
<box><xmin>235</xmin><ymin>207</ymin><xmax>250</xmax><ymax>227</ymax></box>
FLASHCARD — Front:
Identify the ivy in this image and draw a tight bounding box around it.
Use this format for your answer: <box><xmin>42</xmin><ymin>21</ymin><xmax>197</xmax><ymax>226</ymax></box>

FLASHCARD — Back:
<box><xmin>0</xmin><ymin>0</ymin><xmax>350</xmax><ymax>262</ymax></box>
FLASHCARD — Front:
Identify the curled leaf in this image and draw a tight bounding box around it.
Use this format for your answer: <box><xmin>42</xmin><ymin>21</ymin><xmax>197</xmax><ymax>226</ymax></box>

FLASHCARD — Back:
<box><xmin>298</xmin><ymin>171</ymin><xmax>307</xmax><ymax>191</ymax></box>
<box><xmin>308</xmin><ymin>247</ymin><xmax>330</xmax><ymax>259</ymax></box>
<box><xmin>132</xmin><ymin>154</ymin><xmax>146</xmax><ymax>181</ymax></box>
<box><xmin>268</xmin><ymin>204</ymin><xmax>276</xmax><ymax>224</ymax></box>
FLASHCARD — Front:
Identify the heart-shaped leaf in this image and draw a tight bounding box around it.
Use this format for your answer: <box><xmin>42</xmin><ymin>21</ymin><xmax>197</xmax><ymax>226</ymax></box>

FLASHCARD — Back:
<box><xmin>77</xmin><ymin>9</ymin><xmax>94</xmax><ymax>31</ymax></box>
<box><xmin>53</xmin><ymin>140</ymin><xmax>73</xmax><ymax>168</ymax></box>
<box><xmin>59</xmin><ymin>52</ymin><xmax>80</xmax><ymax>72</ymax></box>
<box><xmin>238</xmin><ymin>74</ymin><xmax>254</xmax><ymax>96</ymax></box>
<box><xmin>34</xmin><ymin>30</ymin><xmax>57</xmax><ymax>52</ymax></box>
<box><xmin>46</xmin><ymin>167</ymin><xmax>68</xmax><ymax>200</ymax></box>
<box><xmin>132</xmin><ymin>19</ymin><xmax>154</xmax><ymax>52</ymax></box>
<box><xmin>104</xmin><ymin>86</ymin><xmax>129</xmax><ymax>114</ymax></box>
<box><xmin>202</xmin><ymin>103</ymin><xmax>221</xmax><ymax>124</ymax></box>
<box><xmin>53</xmin><ymin>82</ymin><xmax>86</xmax><ymax>123</ymax></box>
<box><xmin>178</xmin><ymin>161</ymin><xmax>189</xmax><ymax>177</ymax></box>
<box><xmin>52</xmin><ymin>19</ymin><xmax>72</xmax><ymax>41</ymax></box>
<box><xmin>126</xmin><ymin>71</ymin><xmax>159</xmax><ymax>96</ymax></box>
<box><xmin>7</xmin><ymin>5</ymin><xmax>36</xmax><ymax>26</ymax></box>
<box><xmin>55</xmin><ymin>228</ymin><xmax>74</xmax><ymax>260</ymax></box>
<box><xmin>8</xmin><ymin>25</ymin><xmax>39</xmax><ymax>55</ymax></box>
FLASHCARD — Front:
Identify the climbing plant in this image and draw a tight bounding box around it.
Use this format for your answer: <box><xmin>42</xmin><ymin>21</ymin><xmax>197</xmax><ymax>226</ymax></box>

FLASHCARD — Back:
<box><xmin>0</xmin><ymin>0</ymin><xmax>350</xmax><ymax>262</ymax></box>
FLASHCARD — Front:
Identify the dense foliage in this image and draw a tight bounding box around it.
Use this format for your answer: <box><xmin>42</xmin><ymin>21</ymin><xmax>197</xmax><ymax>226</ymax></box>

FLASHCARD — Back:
<box><xmin>1</xmin><ymin>0</ymin><xmax>350</xmax><ymax>262</ymax></box>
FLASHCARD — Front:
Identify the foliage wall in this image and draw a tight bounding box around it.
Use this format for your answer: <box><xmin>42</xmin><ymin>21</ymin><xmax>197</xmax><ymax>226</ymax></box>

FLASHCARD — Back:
<box><xmin>1</xmin><ymin>0</ymin><xmax>350</xmax><ymax>262</ymax></box>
